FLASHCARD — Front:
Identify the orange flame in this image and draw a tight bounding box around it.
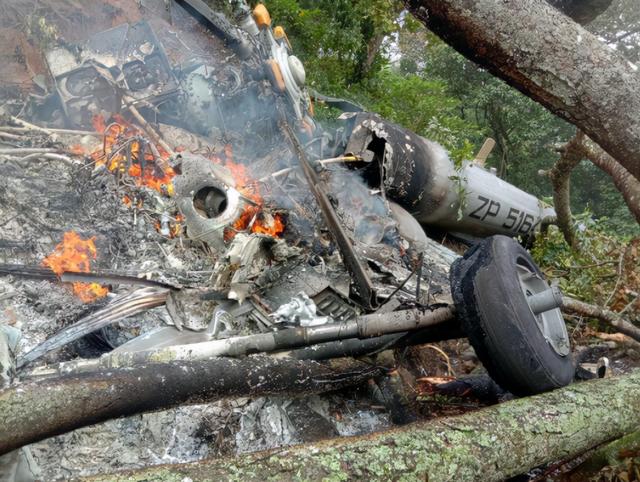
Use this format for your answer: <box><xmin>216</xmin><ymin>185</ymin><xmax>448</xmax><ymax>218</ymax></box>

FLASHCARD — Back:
<box><xmin>91</xmin><ymin>115</ymin><xmax>175</xmax><ymax>195</ymax></box>
<box><xmin>253</xmin><ymin>214</ymin><xmax>285</xmax><ymax>236</ymax></box>
<box><xmin>42</xmin><ymin>231</ymin><xmax>109</xmax><ymax>303</ymax></box>
<box><xmin>213</xmin><ymin>147</ymin><xmax>285</xmax><ymax>240</ymax></box>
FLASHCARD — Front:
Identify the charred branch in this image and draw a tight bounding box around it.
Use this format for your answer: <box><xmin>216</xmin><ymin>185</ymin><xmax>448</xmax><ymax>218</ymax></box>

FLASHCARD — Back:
<box><xmin>0</xmin><ymin>356</ymin><xmax>384</xmax><ymax>456</ymax></box>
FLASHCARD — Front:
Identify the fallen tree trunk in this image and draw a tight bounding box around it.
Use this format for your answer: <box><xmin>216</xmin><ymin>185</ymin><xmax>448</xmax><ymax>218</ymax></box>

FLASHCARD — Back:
<box><xmin>0</xmin><ymin>356</ymin><xmax>384</xmax><ymax>455</ymax></box>
<box><xmin>89</xmin><ymin>371</ymin><xmax>640</xmax><ymax>482</ymax></box>
<box><xmin>404</xmin><ymin>0</ymin><xmax>640</xmax><ymax>182</ymax></box>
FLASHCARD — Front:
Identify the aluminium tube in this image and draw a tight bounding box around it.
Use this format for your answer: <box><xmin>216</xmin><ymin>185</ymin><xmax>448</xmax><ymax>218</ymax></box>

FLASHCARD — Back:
<box><xmin>26</xmin><ymin>307</ymin><xmax>456</xmax><ymax>378</ymax></box>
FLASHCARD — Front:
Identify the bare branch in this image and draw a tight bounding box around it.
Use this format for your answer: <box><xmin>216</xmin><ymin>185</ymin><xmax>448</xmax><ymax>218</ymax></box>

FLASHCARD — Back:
<box><xmin>562</xmin><ymin>296</ymin><xmax>640</xmax><ymax>342</ymax></box>
<box><xmin>545</xmin><ymin>132</ymin><xmax>585</xmax><ymax>248</ymax></box>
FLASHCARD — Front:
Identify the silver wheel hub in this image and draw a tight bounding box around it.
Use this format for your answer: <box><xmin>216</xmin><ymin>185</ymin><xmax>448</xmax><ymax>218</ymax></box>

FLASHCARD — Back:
<box><xmin>516</xmin><ymin>262</ymin><xmax>570</xmax><ymax>357</ymax></box>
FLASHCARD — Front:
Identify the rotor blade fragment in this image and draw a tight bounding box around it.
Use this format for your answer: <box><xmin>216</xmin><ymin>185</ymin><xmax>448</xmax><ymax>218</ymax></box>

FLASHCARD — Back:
<box><xmin>17</xmin><ymin>287</ymin><xmax>170</xmax><ymax>368</ymax></box>
<box><xmin>0</xmin><ymin>263</ymin><xmax>179</xmax><ymax>289</ymax></box>
<box><xmin>59</xmin><ymin>272</ymin><xmax>178</xmax><ymax>289</ymax></box>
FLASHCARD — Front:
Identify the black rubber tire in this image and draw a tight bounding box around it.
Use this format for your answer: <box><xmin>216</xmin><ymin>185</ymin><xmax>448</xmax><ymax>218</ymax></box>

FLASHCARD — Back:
<box><xmin>450</xmin><ymin>235</ymin><xmax>574</xmax><ymax>396</ymax></box>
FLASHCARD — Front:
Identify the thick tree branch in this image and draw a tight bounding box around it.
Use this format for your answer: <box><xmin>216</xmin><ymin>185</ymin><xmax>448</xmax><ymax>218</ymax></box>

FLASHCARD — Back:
<box><xmin>404</xmin><ymin>0</ymin><xmax>640</xmax><ymax>182</ymax></box>
<box><xmin>0</xmin><ymin>356</ymin><xmax>384</xmax><ymax>455</ymax></box>
<box><xmin>543</xmin><ymin>130</ymin><xmax>639</xmax><ymax>249</ymax></box>
<box><xmin>90</xmin><ymin>371</ymin><xmax>640</xmax><ymax>482</ymax></box>
<box><xmin>545</xmin><ymin>132</ymin><xmax>586</xmax><ymax>248</ymax></box>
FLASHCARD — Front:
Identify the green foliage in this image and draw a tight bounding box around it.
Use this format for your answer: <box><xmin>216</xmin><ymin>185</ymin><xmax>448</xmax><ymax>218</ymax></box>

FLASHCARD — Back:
<box><xmin>531</xmin><ymin>213</ymin><xmax>624</xmax><ymax>304</ymax></box>
<box><xmin>345</xmin><ymin>68</ymin><xmax>481</xmax><ymax>157</ymax></box>
<box><xmin>265</xmin><ymin>0</ymin><xmax>399</xmax><ymax>91</ymax></box>
<box><xmin>570</xmin><ymin>162</ymin><xmax>640</xmax><ymax>237</ymax></box>
<box><xmin>263</xmin><ymin>0</ymin><xmax>638</xmax><ymax>236</ymax></box>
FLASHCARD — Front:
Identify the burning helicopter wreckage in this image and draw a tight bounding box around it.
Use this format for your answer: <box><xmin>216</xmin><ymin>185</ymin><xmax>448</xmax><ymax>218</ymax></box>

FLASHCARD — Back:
<box><xmin>0</xmin><ymin>0</ymin><xmax>573</xmax><ymax>478</ymax></box>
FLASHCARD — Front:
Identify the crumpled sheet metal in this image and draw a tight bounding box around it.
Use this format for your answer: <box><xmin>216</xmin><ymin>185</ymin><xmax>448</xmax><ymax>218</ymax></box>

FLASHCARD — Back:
<box><xmin>271</xmin><ymin>292</ymin><xmax>330</xmax><ymax>327</ymax></box>
<box><xmin>45</xmin><ymin>21</ymin><xmax>179</xmax><ymax>127</ymax></box>
<box><xmin>212</xmin><ymin>233</ymin><xmax>271</xmax><ymax>303</ymax></box>
<box><xmin>341</xmin><ymin>111</ymin><xmax>454</xmax><ymax>221</ymax></box>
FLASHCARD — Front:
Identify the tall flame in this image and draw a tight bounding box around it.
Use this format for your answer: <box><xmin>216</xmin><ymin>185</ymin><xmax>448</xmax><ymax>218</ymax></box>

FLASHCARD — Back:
<box><xmin>42</xmin><ymin>231</ymin><xmax>109</xmax><ymax>303</ymax></box>
<box><xmin>214</xmin><ymin>148</ymin><xmax>285</xmax><ymax>239</ymax></box>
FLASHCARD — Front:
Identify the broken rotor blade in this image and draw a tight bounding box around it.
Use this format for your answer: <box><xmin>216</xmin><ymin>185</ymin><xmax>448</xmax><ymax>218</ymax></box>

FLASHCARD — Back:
<box><xmin>17</xmin><ymin>287</ymin><xmax>170</xmax><ymax>368</ymax></box>
<box><xmin>0</xmin><ymin>263</ymin><xmax>179</xmax><ymax>289</ymax></box>
<box><xmin>0</xmin><ymin>264</ymin><xmax>58</xmax><ymax>281</ymax></box>
<box><xmin>59</xmin><ymin>271</ymin><xmax>178</xmax><ymax>289</ymax></box>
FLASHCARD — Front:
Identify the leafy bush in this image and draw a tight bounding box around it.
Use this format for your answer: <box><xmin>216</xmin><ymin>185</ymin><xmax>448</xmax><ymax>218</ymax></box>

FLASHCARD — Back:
<box><xmin>532</xmin><ymin>213</ymin><xmax>639</xmax><ymax>316</ymax></box>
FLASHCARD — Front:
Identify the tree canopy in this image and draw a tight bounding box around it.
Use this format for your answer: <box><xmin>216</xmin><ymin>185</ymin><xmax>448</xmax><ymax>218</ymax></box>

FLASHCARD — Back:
<box><xmin>262</xmin><ymin>0</ymin><xmax>640</xmax><ymax>236</ymax></box>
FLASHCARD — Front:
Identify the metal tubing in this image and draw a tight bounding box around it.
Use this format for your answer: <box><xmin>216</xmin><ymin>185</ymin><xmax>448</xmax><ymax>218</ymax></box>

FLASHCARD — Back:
<box><xmin>357</xmin><ymin>306</ymin><xmax>455</xmax><ymax>338</ymax></box>
<box><xmin>25</xmin><ymin>307</ymin><xmax>456</xmax><ymax>379</ymax></box>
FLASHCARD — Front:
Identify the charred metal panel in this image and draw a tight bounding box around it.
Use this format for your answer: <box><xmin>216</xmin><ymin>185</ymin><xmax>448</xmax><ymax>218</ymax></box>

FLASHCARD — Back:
<box><xmin>342</xmin><ymin>112</ymin><xmax>555</xmax><ymax>238</ymax></box>
<box><xmin>174</xmin><ymin>153</ymin><xmax>245</xmax><ymax>250</ymax></box>
<box><xmin>342</xmin><ymin>112</ymin><xmax>449</xmax><ymax>217</ymax></box>
<box><xmin>46</xmin><ymin>22</ymin><xmax>179</xmax><ymax>127</ymax></box>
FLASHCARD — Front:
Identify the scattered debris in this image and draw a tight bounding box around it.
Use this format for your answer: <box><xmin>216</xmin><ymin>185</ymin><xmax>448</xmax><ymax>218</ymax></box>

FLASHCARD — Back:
<box><xmin>0</xmin><ymin>0</ymin><xmax>620</xmax><ymax>479</ymax></box>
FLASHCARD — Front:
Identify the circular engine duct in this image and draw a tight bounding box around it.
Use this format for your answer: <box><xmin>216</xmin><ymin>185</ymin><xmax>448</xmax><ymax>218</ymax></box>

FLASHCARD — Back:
<box><xmin>174</xmin><ymin>154</ymin><xmax>246</xmax><ymax>251</ymax></box>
